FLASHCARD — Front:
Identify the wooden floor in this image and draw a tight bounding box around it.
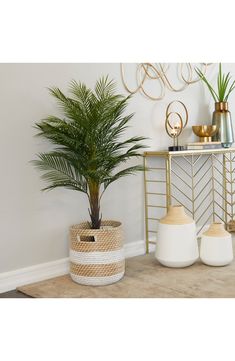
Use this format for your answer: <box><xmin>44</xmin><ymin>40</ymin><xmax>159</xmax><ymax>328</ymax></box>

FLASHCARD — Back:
<box><xmin>3</xmin><ymin>246</ymin><xmax>235</xmax><ymax>298</ymax></box>
<box><xmin>0</xmin><ymin>290</ymin><xmax>31</xmax><ymax>298</ymax></box>
<box><xmin>17</xmin><ymin>253</ymin><xmax>235</xmax><ymax>298</ymax></box>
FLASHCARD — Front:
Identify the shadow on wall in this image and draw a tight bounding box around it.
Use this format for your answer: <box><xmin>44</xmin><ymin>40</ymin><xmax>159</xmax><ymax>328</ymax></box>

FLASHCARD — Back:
<box><xmin>196</xmin><ymin>103</ymin><xmax>212</xmax><ymax>124</ymax></box>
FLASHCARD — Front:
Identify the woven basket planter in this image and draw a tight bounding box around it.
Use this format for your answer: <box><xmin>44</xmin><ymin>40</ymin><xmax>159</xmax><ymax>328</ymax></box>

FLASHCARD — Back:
<box><xmin>69</xmin><ymin>220</ymin><xmax>125</xmax><ymax>286</ymax></box>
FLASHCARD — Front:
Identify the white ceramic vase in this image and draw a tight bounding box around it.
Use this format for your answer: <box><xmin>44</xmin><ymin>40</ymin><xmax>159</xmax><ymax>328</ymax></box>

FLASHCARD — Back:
<box><xmin>200</xmin><ymin>222</ymin><xmax>233</xmax><ymax>266</ymax></box>
<box><xmin>155</xmin><ymin>205</ymin><xmax>199</xmax><ymax>268</ymax></box>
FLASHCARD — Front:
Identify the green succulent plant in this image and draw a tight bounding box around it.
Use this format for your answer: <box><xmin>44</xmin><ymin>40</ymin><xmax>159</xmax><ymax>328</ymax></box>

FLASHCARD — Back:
<box><xmin>33</xmin><ymin>76</ymin><xmax>146</xmax><ymax>229</ymax></box>
<box><xmin>195</xmin><ymin>63</ymin><xmax>235</xmax><ymax>102</ymax></box>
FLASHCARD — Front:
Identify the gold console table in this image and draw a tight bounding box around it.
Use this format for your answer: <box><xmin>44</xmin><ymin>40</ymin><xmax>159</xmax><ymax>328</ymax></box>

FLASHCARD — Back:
<box><xmin>144</xmin><ymin>148</ymin><xmax>235</xmax><ymax>253</ymax></box>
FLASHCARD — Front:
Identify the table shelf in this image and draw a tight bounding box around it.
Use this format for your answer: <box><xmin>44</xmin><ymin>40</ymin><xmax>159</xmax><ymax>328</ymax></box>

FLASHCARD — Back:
<box><xmin>144</xmin><ymin>148</ymin><xmax>235</xmax><ymax>253</ymax></box>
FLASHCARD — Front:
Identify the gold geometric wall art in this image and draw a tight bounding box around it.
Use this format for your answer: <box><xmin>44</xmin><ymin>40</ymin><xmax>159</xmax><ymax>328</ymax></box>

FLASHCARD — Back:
<box><xmin>121</xmin><ymin>63</ymin><xmax>212</xmax><ymax>100</ymax></box>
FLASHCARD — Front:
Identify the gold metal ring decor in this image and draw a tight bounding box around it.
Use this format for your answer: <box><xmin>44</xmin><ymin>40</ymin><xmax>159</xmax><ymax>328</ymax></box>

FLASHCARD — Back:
<box><xmin>120</xmin><ymin>63</ymin><xmax>212</xmax><ymax>100</ymax></box>
<box><xmin>165</xmin><ymin>100</ymin><xmax>188</xmax><ymax>151</ymax></box>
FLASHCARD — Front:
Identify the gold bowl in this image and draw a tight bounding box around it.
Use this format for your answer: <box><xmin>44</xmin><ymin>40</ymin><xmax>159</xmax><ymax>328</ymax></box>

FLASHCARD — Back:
<box><xmin>192</xmin><ymin>125</ymin><xmax>218</xmax><ymax>142</ymax></box>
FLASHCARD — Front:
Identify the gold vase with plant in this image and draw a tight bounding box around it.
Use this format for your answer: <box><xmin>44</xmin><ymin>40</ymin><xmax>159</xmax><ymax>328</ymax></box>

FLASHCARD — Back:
<box><xmin>196</xmin><ymin>63</ymin><xmax>235</xmax><ymax>147</ymax></box>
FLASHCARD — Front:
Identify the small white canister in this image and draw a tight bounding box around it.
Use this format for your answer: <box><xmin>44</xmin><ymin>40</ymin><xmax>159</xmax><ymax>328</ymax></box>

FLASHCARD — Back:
<box><xmin>155</xmin><ymin>205</ymin><xmax>199</xmax><ymax>268</ymax></box>
<box><xmin>200</xmin><ymin>222</ymin><xmax>233</xmax><ymax>266</ymax></box>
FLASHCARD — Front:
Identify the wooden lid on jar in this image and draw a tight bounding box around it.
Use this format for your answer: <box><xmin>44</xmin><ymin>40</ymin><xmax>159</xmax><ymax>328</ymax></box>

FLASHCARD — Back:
<box><xmin>203</xmin><ymin>222</ymin><xmax>230</xmax><ymax>237</ymax></box>
<box><xmin>160</xmin><ymin>205</ymin><xmax>194</xmax><ymax>225</ymax></box>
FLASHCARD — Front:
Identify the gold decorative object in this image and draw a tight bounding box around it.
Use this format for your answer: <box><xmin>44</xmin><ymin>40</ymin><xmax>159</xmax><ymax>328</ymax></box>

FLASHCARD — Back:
<box><xmin>213</xmin><ymin>102</ymin><xmax>234</xmax><ymax>147</ymax></box>
<box><xmin>121</xmin><ymin>63</ymin><xmax>212</xmax><ymax>100</ymax></box>
<box><xmin>143</xmin><ymin>148</ymin><xmax>235</xmax><ymax>253</ymax></box>
<box><xmin>165</xmin><ymin>100</ymin><xmax>188</xmax><ymax>151</ymax></box>
<box><xmin>192</xmin><ymin>125</ymin><xmax>218</xmax><ymax>142</ymax></box>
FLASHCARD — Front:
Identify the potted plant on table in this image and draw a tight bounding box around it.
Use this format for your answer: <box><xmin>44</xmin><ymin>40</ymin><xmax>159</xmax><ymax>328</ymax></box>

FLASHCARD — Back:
<box><xmin>33</xmin><ymin>76</ymin><xmax>146</xmax><ymax>286</ymax></box>
<box><xmin>196</xmin><ymin>63</ymin><xmax>235</xmax><ymax>147</ymax></box>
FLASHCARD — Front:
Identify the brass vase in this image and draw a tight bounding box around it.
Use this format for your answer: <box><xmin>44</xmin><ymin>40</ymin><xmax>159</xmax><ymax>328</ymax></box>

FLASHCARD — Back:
<box><xmin>212</xmin><ymin>102</ymin><xmax>234</xmax><ymax>147</ymax></box>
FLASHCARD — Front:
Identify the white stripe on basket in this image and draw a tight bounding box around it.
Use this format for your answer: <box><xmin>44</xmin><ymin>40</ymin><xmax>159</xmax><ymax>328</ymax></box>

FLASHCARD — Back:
<box><xmin>70</xmin><ymin>249</ymin><xmax>125</xmax><ymax>265</ymax></box>
<box><xmin>70</xmin><ymin>271</ymin><xmax>125</xmax><ymax>286</ymax></box>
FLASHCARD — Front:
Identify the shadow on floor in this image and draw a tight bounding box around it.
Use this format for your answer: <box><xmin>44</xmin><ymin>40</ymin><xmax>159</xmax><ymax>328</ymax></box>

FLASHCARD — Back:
<box><xmin>0</xmin><ymin>290</ymin><xmax>32</xmax><ymax>298</ymax></box>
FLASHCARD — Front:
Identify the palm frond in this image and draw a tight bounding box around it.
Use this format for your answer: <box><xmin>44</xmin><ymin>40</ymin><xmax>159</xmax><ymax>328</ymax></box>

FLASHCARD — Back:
<box><xmin>33</xmin><ymin>76</ymin><xmax>147</xmax><ymax>228</ymax></box>
<box><xmin>32</xmin><ymin>153</ymin><xmax>87</xmax><ymax>193</ymax></box>
<box><xmin>95</xmin><ymin>76</ymin><xmax>117</xmax><ymax>100</ymax></box>
<box><xmin>103</xmin><ymin>165</ymin><xmax>144</xmax><ymax>192</ymax></box>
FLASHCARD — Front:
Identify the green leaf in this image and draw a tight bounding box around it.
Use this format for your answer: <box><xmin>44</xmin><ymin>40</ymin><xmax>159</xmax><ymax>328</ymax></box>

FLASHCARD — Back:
<box><xmin>225</xmin><ymin>80</ymin><xmax>235</xmax><ymax>101</ymax></box>
<box><xmin>195</xmin><ymin>67</ymin><xmax>219</xmax><ymax>101</ymax></box>
<box><xmin>32</xmin><ymin>153</ymin><xmax>87</xmax><ymax>193</ymax></box>
<box><xmin>103</xmin><ymin>165</ymin><xmax>144</xmax><ymax>191</ymax></box>
<box><xmin>196</xmin><ymin>64</ymin><xmax>235</xmax><ymax>102</ymax></box>
<box><xmin>33</xmin><ymin>76</ymin><xmax>148</xmax><ymax>228</ymax></box>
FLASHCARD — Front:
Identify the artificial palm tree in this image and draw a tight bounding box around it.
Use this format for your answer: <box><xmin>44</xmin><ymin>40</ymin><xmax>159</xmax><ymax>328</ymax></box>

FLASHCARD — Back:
<box><xmin>33</xmin><ymin>76</ymin><xmax>146</xmax><ymax>229</ymax></box>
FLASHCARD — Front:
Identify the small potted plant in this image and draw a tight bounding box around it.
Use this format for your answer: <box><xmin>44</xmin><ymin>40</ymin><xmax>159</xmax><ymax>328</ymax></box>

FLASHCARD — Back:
<box><xmin>33</xmin><ymin>76</ymin><xmax>146</xmax><ymax>286</ymax></box>
<box><xmin>196</xmin><ymin>63</ymin><xmax>235</xmax><ymax>147</ymax></box>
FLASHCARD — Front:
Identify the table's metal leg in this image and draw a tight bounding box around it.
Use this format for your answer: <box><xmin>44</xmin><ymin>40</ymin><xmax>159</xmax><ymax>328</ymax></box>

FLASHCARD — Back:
<box><xmin>143</xmin><ymin>156</ymin><xmax>149</xmax><ymax>254</ymax></box>
<box><xmin>211</xmin><ymin>154</ymin><xmax>215</xmax><ymax>222</ymax></box>
<box><xmin>223</xmin><ymin>153</ymin><xmax>228</xmax><ymax>229</ymax></box>
<box><xmin>165</xmin><ymin>155</ymin><xmax>171</xmax><ymax>210</ymax></box>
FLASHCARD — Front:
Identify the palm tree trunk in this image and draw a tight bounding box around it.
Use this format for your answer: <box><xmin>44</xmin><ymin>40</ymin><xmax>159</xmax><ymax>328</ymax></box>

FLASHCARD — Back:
<box><xmin>88</xmin><ymin>183</ymin><xmax>101</xmax><ymax>229</ymax></box>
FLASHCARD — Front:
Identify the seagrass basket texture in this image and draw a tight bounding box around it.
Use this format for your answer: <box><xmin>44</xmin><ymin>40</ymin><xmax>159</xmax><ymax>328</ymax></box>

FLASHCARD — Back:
<box><xmin>70</xmin><ymin>220</ymin><xmax>125</xmax><ymax>286</ymax></box>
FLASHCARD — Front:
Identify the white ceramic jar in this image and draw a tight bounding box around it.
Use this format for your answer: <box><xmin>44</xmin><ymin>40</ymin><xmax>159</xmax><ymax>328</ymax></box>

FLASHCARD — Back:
<box><xmin>200</xmin><ymin>222</ymin><xmax>233</xmax><ymax>266</ymax></box>
<box><xmin>155</xmin><ymin>205</ymin><xmax>199</xmax><ymax>268</ymax></box>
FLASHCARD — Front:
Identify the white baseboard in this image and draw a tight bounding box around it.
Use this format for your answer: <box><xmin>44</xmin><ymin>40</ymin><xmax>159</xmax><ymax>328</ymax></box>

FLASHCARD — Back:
<box><xmin>124</xmin><ymin>240</ymin><xmax>155</xmax><ymax>258</ymax></box>
<box><xmin>0</xmin><ymin>258</ymin><xmax>70</xmax><ymax>294</ymax></box>
<box><xmin>0</xmin><ymin>240</ymin><xmax>152</xmax><ymax>293</ymax></box>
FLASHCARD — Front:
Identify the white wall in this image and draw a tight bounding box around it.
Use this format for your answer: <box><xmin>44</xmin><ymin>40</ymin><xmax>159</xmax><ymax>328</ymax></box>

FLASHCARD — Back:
<box><xmin>1</xmin><ymin>63</ymin><xmax>235</xmax><ymax>273</ymax></box>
